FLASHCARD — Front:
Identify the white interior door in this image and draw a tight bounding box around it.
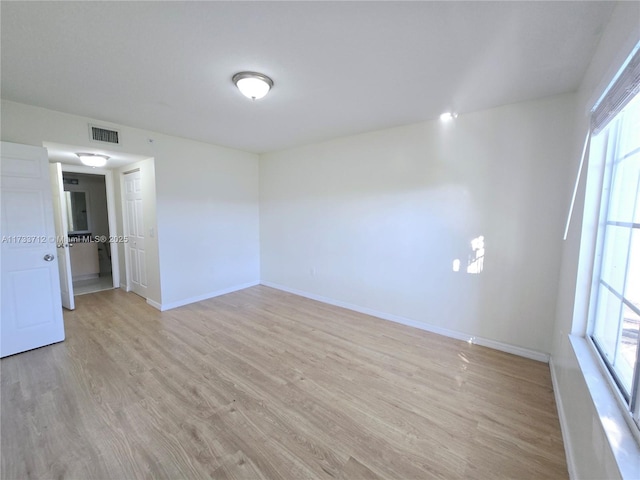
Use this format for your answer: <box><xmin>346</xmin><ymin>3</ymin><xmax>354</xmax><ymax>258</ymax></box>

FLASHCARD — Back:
<box><xmin>124</xmin><ymin>169</ymin><xmax>147</xmax><ymax>298</ymax></box>
<box><xmin>49</xmin><ymin>162</ymin><xmax>74</xmax><ymax>310</ymax></box>
<box><xmin>1</xmin><ymin>142</ymin><xmax>65</xmax><ymax>358</ymax></box>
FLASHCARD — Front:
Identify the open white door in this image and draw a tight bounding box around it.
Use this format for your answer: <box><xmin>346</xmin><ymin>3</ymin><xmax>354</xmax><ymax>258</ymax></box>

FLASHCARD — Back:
<box><xmin>49</xmin><ymin>162</ymin><xmax>74</xmax><ymax>310</ymax></box>
<box><xmin>123</xmin><ymin>169</ymin><xmax>148</xmax><ymax>298</ymax></box>
<box><xmin>1</xmin><ymin>142</ymin><xmax>65</xmax><ymax>358</ymax></box>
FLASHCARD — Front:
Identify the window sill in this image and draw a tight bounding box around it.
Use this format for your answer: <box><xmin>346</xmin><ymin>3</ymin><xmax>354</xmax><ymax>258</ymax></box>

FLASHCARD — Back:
<box><xmin>569</xmin><ymin>335</ymin><xmax>640</xmax><ymax>479</ymax></box>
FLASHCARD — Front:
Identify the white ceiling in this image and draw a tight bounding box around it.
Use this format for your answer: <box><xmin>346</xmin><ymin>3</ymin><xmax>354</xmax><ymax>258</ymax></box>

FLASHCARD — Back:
<box><xmin>1</xmin><ymin>1</ymin><xmax>615</xmax><ymax>154</ymax></box>
<box><xmin>43</xmin><ymin>142</ymin><xmax>151</xmax><ymax>169</ymax></box>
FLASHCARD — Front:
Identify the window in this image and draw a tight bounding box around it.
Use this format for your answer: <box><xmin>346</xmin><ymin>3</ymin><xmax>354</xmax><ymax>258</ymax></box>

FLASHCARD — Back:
<box><xmin>588</xmin><ymin>46</ymin><xmax>640</xmax><ymax>429</ymax></box>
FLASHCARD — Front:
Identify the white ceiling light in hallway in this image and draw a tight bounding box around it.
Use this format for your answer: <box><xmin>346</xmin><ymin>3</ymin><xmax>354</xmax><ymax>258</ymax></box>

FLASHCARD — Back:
<box><xmin>77</xmin><ymin>153</ymin><xmax>109</xmax><ymax>167</ymax></box>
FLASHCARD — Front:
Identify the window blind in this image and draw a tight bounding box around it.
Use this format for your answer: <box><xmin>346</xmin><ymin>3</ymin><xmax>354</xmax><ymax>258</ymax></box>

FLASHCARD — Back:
<box><xmin>591</xmin><ymin>43</ymin><xmax>640</xmax><ymax>135</ymax></box>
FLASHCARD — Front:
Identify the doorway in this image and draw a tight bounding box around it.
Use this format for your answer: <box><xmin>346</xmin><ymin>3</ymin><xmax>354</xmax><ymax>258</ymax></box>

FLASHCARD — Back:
<box><xmin>57</xmin><ymin>164</ymin><xmax>121</xmax><ymax>298</ymax></box>
<box><xmin>44</xmin><ymin>142</ymin><xmax>157</xmax><ymax>307</ymax></box>
<box><xmin>62</xmin><ymin>171</ymin><xmax>114</xmax><ymax>295</ymax></box>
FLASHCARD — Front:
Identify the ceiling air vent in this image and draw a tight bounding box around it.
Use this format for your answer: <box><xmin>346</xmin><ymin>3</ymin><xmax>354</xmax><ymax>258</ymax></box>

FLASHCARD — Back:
<box><xmin>89</xmin><ymin>124</ymin><xmax>120</xmax><ymax>144</ymax></box>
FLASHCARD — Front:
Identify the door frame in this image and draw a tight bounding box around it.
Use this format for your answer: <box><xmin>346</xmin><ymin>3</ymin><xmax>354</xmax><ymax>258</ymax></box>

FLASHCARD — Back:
<box><xmin>50</xmin><ymin>162</ymin><xmax>75</xmax><ymax>310</ymax></box>
<box><xmin>59</xmin><ymin>164</ymin><xmax>120</xmax><ymax>289</ymax></box>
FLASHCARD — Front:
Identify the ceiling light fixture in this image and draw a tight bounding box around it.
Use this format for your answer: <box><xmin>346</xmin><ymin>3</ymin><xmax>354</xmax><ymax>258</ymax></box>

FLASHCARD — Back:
<box><xmin>77</xmin><ymin>153</ymin><xmax>109</xmax><ymax>167</ymax></box>
<box><xmin>232</xmin><ymin>71</ymin><xmax>273</xmax><ymax>100</ymax></box>
<box><xmin>440</xmin><ymin>112</ymin><xmax>458</xmax><ymax>122</ymax></box>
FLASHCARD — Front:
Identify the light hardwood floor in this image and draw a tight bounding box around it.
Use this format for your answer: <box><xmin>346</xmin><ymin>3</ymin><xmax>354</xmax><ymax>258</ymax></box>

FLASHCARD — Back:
<box><xmin>1</xmin><ymin>286</ymin><xmax>568</xmax><ymax>479</ymax></box>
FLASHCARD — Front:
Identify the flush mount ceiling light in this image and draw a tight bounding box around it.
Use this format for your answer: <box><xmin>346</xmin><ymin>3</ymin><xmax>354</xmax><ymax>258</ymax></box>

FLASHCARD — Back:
<box><xmin>232</xmin><ymin>71</ymin><xmax>273</xmax><ymax>100</ymax></box>
<box><xmin>77</xmin><ymin>153</ymin><xmax>109</xmax><ymax>167</ymax></box>
<box><xmin>440</xmin><ymin>112</ymin><xmax>458</xmax><ymax>122</ymax></box>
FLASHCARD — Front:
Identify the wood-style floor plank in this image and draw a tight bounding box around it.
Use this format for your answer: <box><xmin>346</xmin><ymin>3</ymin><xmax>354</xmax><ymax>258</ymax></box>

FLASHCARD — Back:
<box><xmin>1</xmin><ymin>286</ymin><xmax>568</xmax><ymax>479</ymax></box>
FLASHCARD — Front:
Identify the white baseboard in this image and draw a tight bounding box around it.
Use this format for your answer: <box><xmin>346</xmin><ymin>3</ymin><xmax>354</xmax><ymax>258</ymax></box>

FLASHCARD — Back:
<box><xmin>549</xmin><ymin>357</ymin><xmax>577</xmax><ymax>480</ymax></box>
<box><xmin>151</xmin><ymin>281</ymin><xmax>260</xmax><ymax>311</ymax></box>
<box><xmin>261</xmin><ymin>281</ymin><xmax>550</xmax><ymax>363</ymax></box>
<box><xmin>146</xmin><ymin>298</ymin><xmax>162</xmax><ymax>310</ymax></box>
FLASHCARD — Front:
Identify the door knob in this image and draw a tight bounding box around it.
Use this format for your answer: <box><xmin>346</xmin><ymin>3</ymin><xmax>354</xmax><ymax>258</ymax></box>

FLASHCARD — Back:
<box><xmin>43</xmin><ymin>254</ymin><xmax>55</xmax><ymax>262</ymax></box>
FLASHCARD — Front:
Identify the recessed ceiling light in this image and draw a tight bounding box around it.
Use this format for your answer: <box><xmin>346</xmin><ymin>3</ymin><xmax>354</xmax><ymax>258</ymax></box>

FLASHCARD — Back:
<box><xmin>440</xmin><ymin>112</ymin><xmax>458</xmax><ymax>122</ymax></box>
<box><xmin>232</xmin><ymin>71</ymin><xmax>273</xmax><ymax>100</ymax></box>
<box><xmin>77</xmin><ymin>153</ymin><xmax>109</xmax><ymax>167</ymax></box>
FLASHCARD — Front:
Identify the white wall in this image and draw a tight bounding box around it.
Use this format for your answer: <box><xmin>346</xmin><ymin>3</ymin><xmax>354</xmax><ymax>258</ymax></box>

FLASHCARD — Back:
<box><xmin>551</xmin><ymin>2</ymin><xmax>640</xmax><ymax>479</ymax></box>
<box><xmin>1</xmin><ymin>100</ymin><xmax>260</xmax><ymax>309</ymax></box>
<box><xmin>261</xmin><ymin>93</ymin><xmax>575</xmax><ymax>357</ymax></box>
<box><xmin>151</xmin><ymin>137</ymin><xmax>260</xmax><ymax>308</ymax></box>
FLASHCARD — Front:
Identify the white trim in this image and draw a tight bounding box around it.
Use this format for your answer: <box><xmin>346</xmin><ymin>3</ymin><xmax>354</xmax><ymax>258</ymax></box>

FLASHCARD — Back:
<box><xmin>585</xmin><ymin>336</ymin><xmax>640</xmax><ymax>446</ymax></box>
<box><xmin>103</xmin><ymin>169</ymin><xmax>119</xmax><ymax>288</ymax></box>
<box><xmin>146</xmin><ymin>298</ymin><xmax>162</xmax><ymax>310</ymax></box>
<box><xmin>59</xmin><ymin>164</ymin><xmax>120</xmax><ymax>290</ymax></box>
<box><xmin>118</xmin><ymin>169</ymin><xmax>131</xmax><ymax>293</ymax></box>
<box><xmin>261</xmin><ymin>281</ymin><xmax>550</xmax><ymax>363</ymax></box>
<box><xmin>569</xmin><ymin>335</ymin><xmax>640</xmax><ymax>479</ymax></box>
<box><xmin>549</xmin><ymin>357</ymin><xmax>578</xmax><ymax>480</ymax></box>
<box><xmin>150</xmin><ymin>281</ymin><xmax>260</xmax><ymax>311</ymax></box>
<box><xmin>472</xmin><ymin>336</ymin><xmax>549</xmax><ymax>363</ymax></box>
